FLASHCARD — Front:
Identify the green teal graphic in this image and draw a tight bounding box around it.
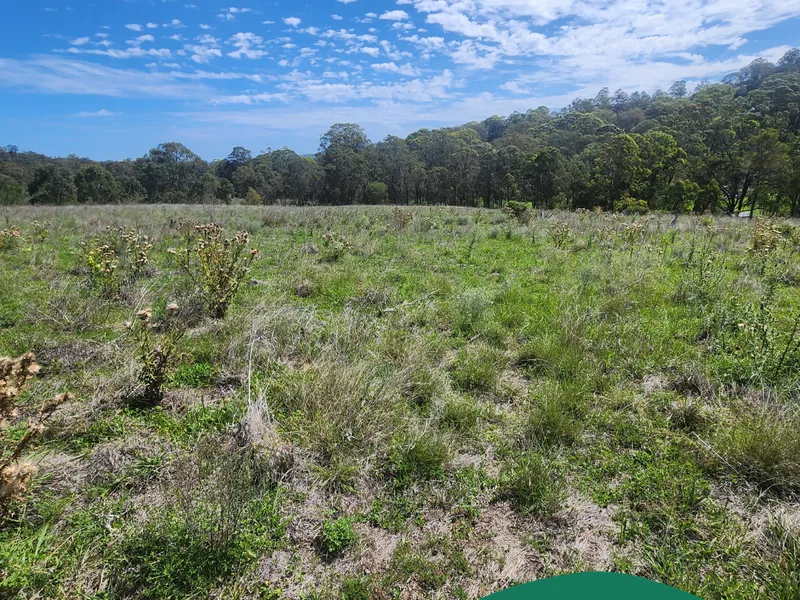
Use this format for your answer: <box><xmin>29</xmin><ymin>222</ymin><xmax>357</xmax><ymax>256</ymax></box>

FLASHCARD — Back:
<box><xmin>483</xmin><ymin>572</ymin><xmax>701</xmax><ymax>599</ymax></box>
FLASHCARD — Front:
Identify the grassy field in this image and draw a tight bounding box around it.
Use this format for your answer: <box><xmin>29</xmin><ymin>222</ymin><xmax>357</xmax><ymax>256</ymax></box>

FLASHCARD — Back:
<box><xmin>1</xmin><ymin>205</ymin><xmax>800</xmax><ymax>599</ymax></box>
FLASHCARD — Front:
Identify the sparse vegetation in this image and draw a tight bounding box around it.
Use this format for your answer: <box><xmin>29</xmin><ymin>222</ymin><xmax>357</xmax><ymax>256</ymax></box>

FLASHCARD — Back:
<box><xmin>1</xmin><ymin>205</ymin><xmax>799</xmax><ymax>599</ymax></box>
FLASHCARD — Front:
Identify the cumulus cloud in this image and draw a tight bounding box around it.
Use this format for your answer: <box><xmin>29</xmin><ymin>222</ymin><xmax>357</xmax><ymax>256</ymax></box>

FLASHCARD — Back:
<box><xmin>371</xmin><ymin>61</ymin><xmax>420</xmax><ymax>76</ymax></box>
<box><xmin>70</xmin><ymin>37</ymin><xmax>91</xmax><ymax>46</ymax></box>
<box><xmin>146</xmin><ymin>22</ymin><xmax>158</xmax><ymax>29</ymax></box>
<box><xmin>283</xmin><ymin>17</ymin><xmax>302</xmax><ymax>27</ymax></box>
<box><xmin>125</xmin><ymin>24</ymin><xmax>142</xmax><ymax>31</ymax></box>
<box><xmin>379</xmin><ymin>10</ymin><xmax>409</xmax><ymax>20</ymax></box>
<box><xmin>227</xmin><ymin>32</ymin><xmax>267</xmax><ymax>59</ymax></box>
<box><xmin>331</xmin><ymin>14</ymin><xmax>343</xmax><ymax>20</ymax></box>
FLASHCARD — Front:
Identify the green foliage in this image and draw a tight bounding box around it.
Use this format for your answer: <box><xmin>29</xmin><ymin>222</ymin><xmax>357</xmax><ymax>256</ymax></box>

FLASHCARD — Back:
<box><xmin>364</xmin><ymin>181</ymin><xmax>389</xmax><ymax>204</ymax></box>
<box><xmin>170</xmin><ymin>362</ymin><xmax>217</xmax><ymax>388</ymax></box>
<box><xmin>449</xmin><ymin>343</ymin><xmax>507</xmax><ymax>392</ymax></box>
<box><xmin>319</xmin><ymin>516</ymin><xmax>357</xmax><ymax>557</ymax></box>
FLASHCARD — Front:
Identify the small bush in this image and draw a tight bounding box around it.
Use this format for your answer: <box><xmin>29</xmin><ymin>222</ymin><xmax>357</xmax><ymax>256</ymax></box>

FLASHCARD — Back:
<box><xmin>320</xmin><ymin>233</ymin><xmax>353</xmax><ymax>263</ymax></box>
<box><xmin>0</xmin><ymin>226</ymin><xmax>22</xmax><ymax>251</ymax></box>
<box><xmin>391</xmin><ymin>207</ymin><xmax>413</xmax><ymax>229</ymax></box>
<box><xmin>548</xmin><ymin>222</ymin><xmax>572</xmax><ymax>248</ymax></box>
<box><xmin>503</xmin><ymin>201</ymin><xmax>532</xmax><ymax>225</ymax></box>
<box><xmin>498</xmin><ymin>452</ymin><xmax>565</xmax><ymax>517</ymax></box>
<box><xmin>319</xmin><ymin>516</ymin><xmax>357</xmax><ymax>557</ymax></box>
<box><xmin>129</xmin><ymin>304</ymin><xmax>185</xmax><ymax>405</ymax></box>
<box><xmin>178</xmin><ymin>223</ymin><xmax>260</xmax><ymax>318</ymax></box>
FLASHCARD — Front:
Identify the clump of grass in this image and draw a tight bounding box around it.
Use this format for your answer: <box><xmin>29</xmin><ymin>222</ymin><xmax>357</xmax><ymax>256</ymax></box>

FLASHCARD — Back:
<box><xmin>1</xmin><ymin>353</ymin><xmax>72</xmax><ymax>518</ymax></box>
<box><xmin>178</xmin><ymin>223</ymin><xmax>259</xmax><ymax>318</ymax></box>
<box><xmin>439</xmin><ymin>396</ymin><xmax>481</xmax><ymax>434</ymax></box>
<box><xmin>340</xmin><ymin>575</ymin><xmax>372</xmax><ymax>600</ymax></box>
<box><xmin>388</xmin><ymin>429</ymin><xmax>451</xmax><ymax>484</ymax></box>
<box><xmin>714</xmin><ymin>404</ymin><xmax>800</xmax><ymax>494</ymax></box>
<box><xmin>318</xmin><ymin>516</ymin><xmax>357</xmax><ymax>557</ymax></box>
<box><xmin>498</xmin><ymin>452</ymin><xmax>565</xmax><ymax>517</ymax></box>
<box><xmin>521</xmin><ymin>385</ymin><xmax>585</xmax><ymax>449</ymax></box>
<box><xmin>451</xmin><ymin>288</ymin><xmax>492</xmax><ymax>336</ymax></box>
<box><xmin>450</xmin><ymin>343</ymin><xmax>507</xmax><ymax>392</ymax></box>
<box><xmin>128</xmin><ymin>303</ymin><xmax>185</xmax><ymax>405</ymax></box>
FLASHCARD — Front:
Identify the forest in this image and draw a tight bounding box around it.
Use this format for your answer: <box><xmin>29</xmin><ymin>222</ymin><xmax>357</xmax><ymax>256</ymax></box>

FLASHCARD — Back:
<box><xmin>1</xmin><ymin>48</ymin><xmax>800</xmax><ymax>216</ymax></box>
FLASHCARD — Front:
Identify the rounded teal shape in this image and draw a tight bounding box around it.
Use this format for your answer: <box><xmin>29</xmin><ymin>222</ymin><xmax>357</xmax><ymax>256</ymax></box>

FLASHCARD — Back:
<box><xmin>483</xmin><ymin>572</ymin><xmax>702</xmax><ymax>599</ymax></box>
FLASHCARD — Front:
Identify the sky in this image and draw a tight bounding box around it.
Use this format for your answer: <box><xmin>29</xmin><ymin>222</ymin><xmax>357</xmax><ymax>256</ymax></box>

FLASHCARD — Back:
<box><xmin>0</xmin><ymin>0</ymin><xmax>798</xmax><ymax>160</ymax></box>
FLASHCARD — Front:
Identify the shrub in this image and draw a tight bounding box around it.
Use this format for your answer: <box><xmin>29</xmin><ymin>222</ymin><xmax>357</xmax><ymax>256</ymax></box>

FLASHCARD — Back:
<box><xmin>391</xmin><ymin>206</ymin><xmax>413</xmax><ymax>229</ymax></box>
<box><xmin>128</xmin><ymin>303</ymin><xmax>185</xmax><ymax>405</ymax></box>
<box><xmin>364</xmin><ymin>181</ymin><xmax>389</xmax><ymax>204</ymax></box>
<box><xmin>318</xmin><ymin>516</ymin><xmax>357</xmax><ymax>557</ymax></box>
<box><xmin>503</xmin><ymin>201</ymin><xmax>532</xmax><ymax>224</ymax></box>
<box><xmin>618</xmin><ymin>195</ymin><xmax>648</xmax><ymax>215</ymax></box>
<box><xmin>245</xmin><ymin>187</ymin><xmax>262</xmax><ymax>206</ymax></box>
<box><xmin>547</xmin><ymin>222</ymin><xmax>572</xmax><ymax>248</ymax></box>
<box><xmin>498</xmin><ymin>452</ymin><xmax>565</xmax><ymax>517</ymax></box>
<box><xmin>84</xmin><ymin>242</ymin><xmax>120</xmax><ymax>294</ymax></box>
<box><xmin>1</xmin><ymin>353</ymin><xmax>72</xmax><ymax>518</ymax></box>
<box><xmin>178</xmin><ymin>223</ymin><xmax>260</xmax><ymax>318</ymax></box>
<box><xmin>750</xmin><ymin>219</ymin><xmax>783</xmax><ymax>254</ymax></box>
<box><xmin>320</xmin><ymin>232</ymin><xmax>353</xmax><ymax>263</ymax></box>
<box><xmin>0</xmin><ymin>226</ymin><xmax>22</xmax><ymax>251</ymax></box>
<box><xmin>31</xmin><ymin>220</ymin><xmax>49</xmax><ymax>243</ymax></box>
<box><xmin>440</xmin><ymin>396</ymin><xmax>481</xmax><ymax>434</ymax></box>
<box><xmin>340</xmin><ymin>575</ymin><xmax>372</xmax><ymax>600</ymax></box>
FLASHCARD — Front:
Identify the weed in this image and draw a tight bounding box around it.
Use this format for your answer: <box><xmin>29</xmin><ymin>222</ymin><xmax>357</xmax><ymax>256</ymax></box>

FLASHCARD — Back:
<box><xmin>128</xmin><ymin>303</ymin><xmax>185</xmax><ymax>405</ymax></box>
<box><xmin>318</xmin><ymin>516</ymin><xmax>357</xmax><ymax>557</ymax></box>
<box><xmin>179</xmin><ymin>223</ymin><xmax>259</xmax><ymax>318</ymax></box>
<box><xmin>1</xmin><ymin>353</ymin><xmax>72</xmax><ymax>518</ymax></box>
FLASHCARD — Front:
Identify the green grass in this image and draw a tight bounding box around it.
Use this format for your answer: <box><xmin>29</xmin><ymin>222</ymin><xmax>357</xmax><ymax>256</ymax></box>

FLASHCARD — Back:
<box><xmin>1</xmin><ymin>205</ymin><xmax>800</xmax><ymax>599</ymax></box>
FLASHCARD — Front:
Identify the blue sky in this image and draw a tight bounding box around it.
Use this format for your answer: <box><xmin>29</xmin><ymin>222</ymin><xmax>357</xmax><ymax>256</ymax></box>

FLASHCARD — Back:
<box><xmin>1</xmin><ymin>0</ymin><xmax>798</xmax><ymax>160</ymax></box>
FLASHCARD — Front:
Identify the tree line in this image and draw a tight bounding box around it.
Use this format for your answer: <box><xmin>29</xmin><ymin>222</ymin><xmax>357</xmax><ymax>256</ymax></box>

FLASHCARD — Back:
<box><xmin>2</xmin><ymin>48</ymin><xmax>799</xmax><ymax>215</ymax></box>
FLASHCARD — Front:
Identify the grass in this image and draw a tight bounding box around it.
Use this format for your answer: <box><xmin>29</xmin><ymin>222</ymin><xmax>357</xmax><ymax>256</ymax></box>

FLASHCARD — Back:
<box><xmin>1</xmin><ymin>204</ymin><xmax>799</xmax><ymax>599</ymax></box>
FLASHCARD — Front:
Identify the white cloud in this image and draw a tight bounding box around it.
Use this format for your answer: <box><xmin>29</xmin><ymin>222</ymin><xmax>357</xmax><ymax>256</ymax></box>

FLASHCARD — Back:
<box><xmin>337</xmin><ymin>0</ymin><xmax>358</xmax><ymax>3</ymax></box>
<box><xmin>380</xmin><ymin>10</ymin><xmax>409</xmax><ymax>20</ymax></box>
<box><xmin>134</xmin><ymin>35</ymin><xmax>155</xmax><ymax>43</ymax></box>
<box><xmin>185</xmin><ymin>35</ymin><xmax>222</xmax><ymax>63</ymax></box>
<box><xmin>75</xmin><ymin>109</ymin><xmax>118</xmax><ymax>117</ymax></box>
<box><xmin>263</xmin><ymin>20</ymin><xmax>275</xmax><ymax>24</ymax></box>
<box><xmin>200</xmin><ymin>24</ymin><xmax>212</xmax><ymax>29</ymax></box>
<box><xmin>392</xmin><ymin>22</ymin><xmax>415</xmax><ymax>30</ymax></box>
<box><xmin>360</xmin><ymin>46</ymin><xmax>380</xmax><ymax>57</ymax></box>
<box><xmin>64</xmin><ymin>46</ymin><xmax>173</xmax><ymax>59</ymax></box>
<box><xmin>163</xmin><ymin>19</ymin><xmax>185</xmax><ymax>28</ymax></box>
<box><xmin>168</xmin><ymin>34</ymin><xmax>185</xmax><ymax>41</ymax></box>
<box><xmin>371</xmin><ymin>61</ymin><xmax>420</xmax><ymax>76</ymax></box>
<box><xmin>0</xmin><ymin>56</ymin><xmax>211</xmax><ymax>98</ymax></box>
<box><xmin>146</xmin><ymin>22</ymin><xmax>158</xmax><ymax>29</ymax></box>
<box><xmin>283</xmin><ymin>17</ymin><xmax>302</xmax><ymax>27</ymax></box>
<box><xmin>227</xmin><ymin>32</ymin><xmax>267</xmax><ymax>59</ymax></box>
<box><xmin>70</xmin><ymin>37</ymin><xmax>91</xmax><ymax>46</ymax></box>
<box><xmin>95</xmin><ymin>33</ymin><xmax>110</xmax><ymax>38</ymax></box>
<box><xmin>125</xmin><ymin>24</ymin><xmax>142</xmax><ymax>31</ymax></box>
<box><xmin>331</xmin><ymin>14</ymin><xmax>343</xmax><ymax>20</ymax></box>
<box><xmin>211</xmin><ymin>92</ymin><xmax>289</xmax><ymax>104</ymax></box>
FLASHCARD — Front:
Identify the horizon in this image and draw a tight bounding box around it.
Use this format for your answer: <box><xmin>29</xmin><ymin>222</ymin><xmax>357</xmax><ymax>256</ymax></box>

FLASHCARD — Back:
<box><xmin>1</xmin><ymin>0</ymin><xmax>799</xmax><ymax>161</ymax></box>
